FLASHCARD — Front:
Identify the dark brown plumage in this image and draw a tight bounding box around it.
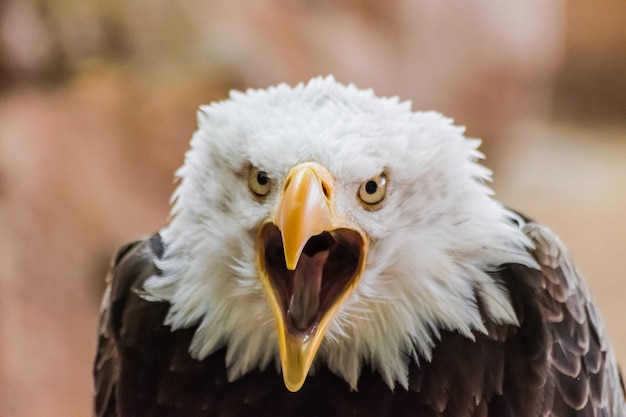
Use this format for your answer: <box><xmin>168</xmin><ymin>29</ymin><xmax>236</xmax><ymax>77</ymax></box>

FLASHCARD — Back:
<box><xmin>94</xmin><ymin>220</ymin><xmax>626</xmax><ymax>417</ymax></box>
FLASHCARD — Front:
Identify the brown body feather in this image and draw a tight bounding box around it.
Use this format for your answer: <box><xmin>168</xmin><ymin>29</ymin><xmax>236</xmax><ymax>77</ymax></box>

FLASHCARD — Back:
<box><xmin>94</xmin><ymin>220</ymin><xmax>625</xmax><ymax>417</ymax></box>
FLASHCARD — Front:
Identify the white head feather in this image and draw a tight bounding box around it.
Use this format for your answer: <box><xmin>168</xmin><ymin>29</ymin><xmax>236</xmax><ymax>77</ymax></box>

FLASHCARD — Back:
<box><xmin>144</xmin><ymin>76</ymin><xmax>536</xmax><ymax>390</ymax></box>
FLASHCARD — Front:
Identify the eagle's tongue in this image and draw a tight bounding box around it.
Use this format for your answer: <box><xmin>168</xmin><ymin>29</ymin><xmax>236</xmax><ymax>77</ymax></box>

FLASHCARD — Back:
<box><xmin>288</xmin><ymin>249</ymin><xmax>329</xmax><ymax>330</ymax></box>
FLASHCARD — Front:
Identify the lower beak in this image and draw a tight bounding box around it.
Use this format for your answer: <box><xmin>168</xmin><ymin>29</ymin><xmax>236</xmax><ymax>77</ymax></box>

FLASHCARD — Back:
<box><xmin>257</xmin><ymin>163</ymin><xmax>367</xmax><ymax>392</ymax></box>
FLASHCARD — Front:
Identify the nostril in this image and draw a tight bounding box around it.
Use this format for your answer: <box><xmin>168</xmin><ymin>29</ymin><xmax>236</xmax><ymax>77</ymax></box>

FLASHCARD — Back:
<box><xmin>321</xmin><ymin>181</ymin><xmax>331</xmax><ymax>200</ymax></box>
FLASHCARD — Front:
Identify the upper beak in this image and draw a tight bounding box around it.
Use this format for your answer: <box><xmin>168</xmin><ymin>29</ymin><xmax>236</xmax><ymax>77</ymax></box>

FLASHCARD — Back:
<box><xmin>257</xmin><ymin>163</ymin><xmax>367</xmax><ymax>392</ymax></box>
<box><xmin>276</xmin><ymin>163</ymin><xmax>333</xmax><ymax>270</ymax></box>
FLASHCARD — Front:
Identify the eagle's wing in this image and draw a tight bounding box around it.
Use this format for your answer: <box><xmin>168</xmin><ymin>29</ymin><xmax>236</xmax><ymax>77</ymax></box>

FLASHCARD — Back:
<box><xmin>405</xmin><ymin>220</ymin><xmax>626</xmax><ymax>417</ymax></box>
<box><xmin>93</xmin><ymin>235</ymin><xmax>165</xmax><ymax>417</ymax></box>
<box><xmin>521</xmin><ymin>222</ymin><xmax>625</xmax><ymax>417</ymax></box>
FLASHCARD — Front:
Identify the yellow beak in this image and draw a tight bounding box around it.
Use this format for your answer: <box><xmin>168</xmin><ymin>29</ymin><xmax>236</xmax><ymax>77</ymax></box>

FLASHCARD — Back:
<box><xmin>257</xmin><ymin>163</ymin><xmax>367</xmax><ymax>392</ymax></box>
<box><xmin>276</xmin><ymin>163</ymin><xmax>334</xmax><ymax>270</ymax></box>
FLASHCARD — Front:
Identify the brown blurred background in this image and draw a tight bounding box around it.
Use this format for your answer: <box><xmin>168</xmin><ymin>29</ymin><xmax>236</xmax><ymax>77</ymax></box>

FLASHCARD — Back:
<box><xmin>0</xmin><ymin>1</ymin><xmax>625</xmax><ymax>416</ymax></box>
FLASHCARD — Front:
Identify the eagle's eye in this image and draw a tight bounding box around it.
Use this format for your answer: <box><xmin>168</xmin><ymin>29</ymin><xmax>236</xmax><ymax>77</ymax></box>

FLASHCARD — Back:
<box><xmin>249</xmin><ymin>166</ymin><xmax>272</xmax><ymax>197</ymax></box>
<box><xmin>358</xmin><ymin>172</ymin><xmax>387</xmax><ymax>208</ymax></box>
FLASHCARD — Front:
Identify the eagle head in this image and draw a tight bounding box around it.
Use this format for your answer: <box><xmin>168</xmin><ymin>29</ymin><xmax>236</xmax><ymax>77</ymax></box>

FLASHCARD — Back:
<box><xmin>143</xmin><ymin>76</ymin><xmax>533</xmax><ymax>392</ymax></box>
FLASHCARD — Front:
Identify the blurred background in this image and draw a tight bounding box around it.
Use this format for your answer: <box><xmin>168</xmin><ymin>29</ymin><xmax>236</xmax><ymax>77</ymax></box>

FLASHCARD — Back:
<box><xmin>0</xmin><ymin>1</ymin><xmax>624</xmax><ymax>415</ymax></box>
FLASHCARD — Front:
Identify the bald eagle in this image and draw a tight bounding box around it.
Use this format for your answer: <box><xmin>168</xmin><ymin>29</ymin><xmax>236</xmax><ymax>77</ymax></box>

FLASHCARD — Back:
<box><xmin>94</xmin><ymin>77</ymin><xmax>625</xmax><ymax>417</ymax></box>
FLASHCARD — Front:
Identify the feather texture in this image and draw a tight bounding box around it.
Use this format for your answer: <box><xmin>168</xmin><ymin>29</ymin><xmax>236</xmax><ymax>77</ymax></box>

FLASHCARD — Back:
<box><xmin>143</xmin><ymin>77</ymin><xmax>534</xmax><ymax>388</ymax></box>
<box><xmin>95</xmin><ymin>224</ymin><xmax>625</xmax><ymax>416</ymax></box>
<box><xmin>94</xmin><ymin>77</ymin><xmax>625</xmax><ymax>416</ymax></box>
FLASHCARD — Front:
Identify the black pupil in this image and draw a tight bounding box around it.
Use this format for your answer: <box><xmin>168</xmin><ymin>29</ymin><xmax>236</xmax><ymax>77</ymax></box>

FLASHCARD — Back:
<box><xmin>365</xmin><ymin>180</ymin><xmax>378</xmax><ymax>194</ymax></box>
<box><xmin>257</xmin><ymin>171</ymin><xmax>269</xmax><ymax>186</ymax></box>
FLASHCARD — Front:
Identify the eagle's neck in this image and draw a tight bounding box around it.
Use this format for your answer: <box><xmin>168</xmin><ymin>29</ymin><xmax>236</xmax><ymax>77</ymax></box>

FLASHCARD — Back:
<box><xmin>144</xmin><ymin>208</ymin><xmax>536</xmax><ymax>390</ymax></box>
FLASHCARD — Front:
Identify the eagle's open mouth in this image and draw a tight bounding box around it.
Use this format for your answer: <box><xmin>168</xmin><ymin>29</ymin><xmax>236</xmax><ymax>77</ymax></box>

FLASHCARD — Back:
<box><xmin>261</xmin><ymin>224</ymin><xmax>364</xmax><ymax>340</ymax></box>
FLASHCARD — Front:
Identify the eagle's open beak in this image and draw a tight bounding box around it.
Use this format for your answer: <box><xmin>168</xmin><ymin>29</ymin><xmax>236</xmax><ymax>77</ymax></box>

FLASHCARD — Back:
<box><xmin>257</xmin><ymin>162</ymin><xmax>368</xmax><ymax>392</ymax></box>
